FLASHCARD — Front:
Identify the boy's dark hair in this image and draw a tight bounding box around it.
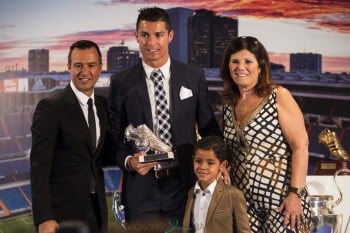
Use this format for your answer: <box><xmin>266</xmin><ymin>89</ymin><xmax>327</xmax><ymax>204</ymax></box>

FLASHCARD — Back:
<box><xmin>136</xmin><ymin>7</ymin><xmax>172</xmax><ymax>32</ymax></box>
<box><xmin>194</xmin><ymin>136</ymin><xmax>227</xmax><ymax>162</ymax></box>
<box><xmin>68</xmin><ymin>40</ymin><xmax>102</xmax><ymax>65</ymax></box>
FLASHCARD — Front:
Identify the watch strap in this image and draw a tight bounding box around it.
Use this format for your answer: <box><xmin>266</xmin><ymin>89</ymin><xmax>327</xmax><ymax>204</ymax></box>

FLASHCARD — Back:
<box><xmin>289</xmin><ymin>186</ymin><xmax>307</xmax><ymax>198</ymax></box>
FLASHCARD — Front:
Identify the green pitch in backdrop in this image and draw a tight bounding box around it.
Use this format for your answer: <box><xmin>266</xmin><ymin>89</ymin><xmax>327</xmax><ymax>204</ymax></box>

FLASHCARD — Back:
<box><xmin>0</xmin><ymin>194</ymin><xmax>123</xmax><ymax>233</ymax></box>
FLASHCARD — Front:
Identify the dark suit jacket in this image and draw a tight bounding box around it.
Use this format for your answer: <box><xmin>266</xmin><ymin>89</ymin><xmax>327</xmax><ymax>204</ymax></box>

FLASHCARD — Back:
<box><xmin>30</xmin><ymin>85</ymin><xmax>109</xmax><ymax>230</ymax></box>
<box><xmin>182</xmin><ymin>179</ymin><xmax>251</xmax><ymax>233</ymax></box>
<box><xmin>108</xmin><ymin>59</ymin><xmax>222</xmax><ymax>218</ymax></box>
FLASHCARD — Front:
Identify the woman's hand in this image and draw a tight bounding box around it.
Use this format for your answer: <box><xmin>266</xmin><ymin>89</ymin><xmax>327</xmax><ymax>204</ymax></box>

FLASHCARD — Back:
<box><xmin>217</xmin><ymin>166</ymin><xmax>231</xmax><ymax>185</ymax></box>
<box><xmin>277</xmin><ymin>192</ymin><xmax>305</xmax><ymax>231</ymax></box>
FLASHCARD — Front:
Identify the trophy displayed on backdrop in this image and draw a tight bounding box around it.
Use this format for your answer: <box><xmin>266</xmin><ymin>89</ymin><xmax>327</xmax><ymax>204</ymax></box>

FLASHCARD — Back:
<box><xmin>314</xmin><ymin>128</ymin><xmax>350</xmax><ymax>175</ymax></box>
<box><xmin>124</xmin><ymin>124</ymin><xmax>175</xmax><ymax>163</ymax></box>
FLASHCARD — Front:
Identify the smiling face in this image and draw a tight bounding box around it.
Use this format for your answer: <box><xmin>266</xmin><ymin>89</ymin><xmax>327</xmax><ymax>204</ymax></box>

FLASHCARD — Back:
<box><xmin>136</xmin><ymin>20</ymin><xmax>173</xmax><ymax>68</ymax></box>
<box><xmin>68</xmin><ymin>47</ymin><xmax>102</xmax><ymax>97</ymax></box>
<box><xmin>193</xmin><ymin>149</ymin><xmax>227</xmax><ymax>189</ymax></box>
<box><xmin>229</xmin><ymin>49</ymin><xmax>261</xmax><ymax>92</ymax></box>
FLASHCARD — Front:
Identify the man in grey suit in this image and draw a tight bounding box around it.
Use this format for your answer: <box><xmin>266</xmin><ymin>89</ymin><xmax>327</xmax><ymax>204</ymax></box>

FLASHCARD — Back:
<box><xmin>30</xmin><ymin>40</ymin><xmax>109</xmax><ymax>233</ymax></box>
<box><xmin>108</xmin><ymin>7</ymin><xmax>221</xmax><ymax>232</ymax></box>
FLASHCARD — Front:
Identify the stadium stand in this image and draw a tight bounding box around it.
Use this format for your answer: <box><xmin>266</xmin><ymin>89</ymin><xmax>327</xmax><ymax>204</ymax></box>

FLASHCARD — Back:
<box><xmin>0</xmin><ymin>168</ymin><xmax>121</xmax><ymax>217</ymax></box>
<box><xmin>104</xmin><ymin>167</ymin><xmax>122</xmax><ymax>192</ymax></box>
<box><xmin>21</xmin><ymin>184</ymin><xmax>32</xmax><ymax>202</ymax></box>
<box><xmin>0</xmin><ymin>186</ymin><xmax>31</xmax><ymax>213</ymax></box>
<box><xmin>18</xmin><ymin>137</ymin><xmax>32</xmax><ymax>152</ymax></box>
<box><xmin>0</xmin><ymin>139</ymin><xmax>21</xmax><ymax>158</ymax></box>
<box><xmin>0</xmin><ymin>117</ymin><xmax>8</xmax><ymax>138</ymax></box>
<box><xmin>0</xmin><ymin>159</ymin><xmax>29</xmax><ymax>176</ymax></box>
<box><xmin>0</xmin><ymin>69</ymin><xmax>349</xmax><ymax>219</ymax></box>
<box><xmin>3</xmin><ymin>113</ymin><xmax>31</xmax><ymax>137</ymax></box>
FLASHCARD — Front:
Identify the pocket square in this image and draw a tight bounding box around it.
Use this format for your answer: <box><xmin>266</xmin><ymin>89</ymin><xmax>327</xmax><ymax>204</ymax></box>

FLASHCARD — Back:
<box><xmin>179</xmin><ymin>86</ymin><xmax>193</xmax><ymax>100</ymax></box>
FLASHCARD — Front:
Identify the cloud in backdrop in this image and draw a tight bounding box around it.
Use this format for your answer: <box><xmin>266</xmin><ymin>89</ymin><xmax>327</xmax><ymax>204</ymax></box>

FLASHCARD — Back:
<box><xmin>0</xmin><ymin>0</ymin><xmax>349</xmax><ymax>73</ymax></box>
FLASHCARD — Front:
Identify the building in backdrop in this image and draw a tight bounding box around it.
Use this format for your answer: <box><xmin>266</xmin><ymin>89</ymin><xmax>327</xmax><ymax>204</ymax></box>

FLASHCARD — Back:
<box><xmin>290</xmin><ymin>53</ymin><xmax>322</xmax><ymax>73</ymax></box>
<box><xmin>167</xmin><ymin>7</ymin><xmax>193</xmax><ymax>63</ymax></box>
<box><xmin>188</xmin><ymin>9</ymin><xmax>238</xmax><ymax>68</ymax></box>
<box><xmin>106</xmin><ymin>44</ymin><xmax>140</xmax><ymax>72</ymax></box>
<box><xmin>28</xmin><ymin>49</ymin><xmax>49</xmax><ymax>73</ymax></box>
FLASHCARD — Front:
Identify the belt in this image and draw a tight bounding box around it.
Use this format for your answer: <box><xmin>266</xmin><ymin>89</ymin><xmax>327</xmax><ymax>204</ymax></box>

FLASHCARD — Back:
<box><xmin>154</xmin><ymin>167</ymin><xmax>179</xmax><ymax>179</ymax></box>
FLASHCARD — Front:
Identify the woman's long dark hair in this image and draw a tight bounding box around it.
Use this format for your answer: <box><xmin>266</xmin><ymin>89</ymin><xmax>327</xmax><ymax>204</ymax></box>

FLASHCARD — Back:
<box><xmin>220</xmin><ymin>36</ymin><xmax>274</xmax><ymax>107</ymax></box>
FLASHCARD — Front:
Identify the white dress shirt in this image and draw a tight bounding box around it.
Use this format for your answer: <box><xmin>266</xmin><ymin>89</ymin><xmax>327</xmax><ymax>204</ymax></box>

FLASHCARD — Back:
<box><xmin>142</xmin><ymin>57</ymin><xmax>171</xmax><ymax>133</ymax></box>
<box><xmin>192</xmin><ymin>180</ymin><xmax>217</xmax><ymax>233</ymax></box>
<box><xmin>70</xmin><ymin>81</ymin><xmax>100</xmax><ymax>147</ymax></box>
<box><xmin>124</xmin><ymin>58</ymin><xmax>172</xmax><ymax>169</ymax></box>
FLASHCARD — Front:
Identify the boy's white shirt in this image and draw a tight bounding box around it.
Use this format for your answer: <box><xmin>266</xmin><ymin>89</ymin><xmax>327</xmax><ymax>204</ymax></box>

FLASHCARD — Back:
<box><xmin>192</xmin><ymin>179</ymin><xmax>218</xmax><ymax>233</ymax></box>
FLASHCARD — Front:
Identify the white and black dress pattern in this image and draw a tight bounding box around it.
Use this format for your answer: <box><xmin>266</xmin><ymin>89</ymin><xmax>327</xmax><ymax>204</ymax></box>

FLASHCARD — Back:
<box><xmin>223</xmin><ymin>87</ymin><xmax>310</xmax><ymax>233</ymax></box>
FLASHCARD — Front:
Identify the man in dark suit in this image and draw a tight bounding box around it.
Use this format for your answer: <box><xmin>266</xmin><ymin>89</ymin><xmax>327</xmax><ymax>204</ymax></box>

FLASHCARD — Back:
<box><xmin>30</xmin><ymin>40</ymin><xmax>109</xmax><ymax>233</ymax></box>
<box><xmin>108</xmin><ymin>7</ymin><xmax>221</xmax><ymax>232</ymax></box>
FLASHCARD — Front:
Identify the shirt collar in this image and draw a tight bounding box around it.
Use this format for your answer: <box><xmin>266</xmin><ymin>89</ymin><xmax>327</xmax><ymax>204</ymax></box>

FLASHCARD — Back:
<box><xmin>143</xmin><ymin>57</ymin><xmax>171</xmax><ymax>81</ymax></box>
<box><xmin>194</xmin><ymin>179</ymin><xmax>217</xmax><ymax>195</ymax></box>
<box><xmin>70</xmin><ymin>80</ymin><xmax>94</xmax><ymax>106</ymax></box>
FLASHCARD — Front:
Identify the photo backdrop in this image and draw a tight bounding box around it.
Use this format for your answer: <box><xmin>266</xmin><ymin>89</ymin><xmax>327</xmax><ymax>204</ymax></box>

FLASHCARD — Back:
<box><xmin>0</xmin><ymin>0</ymin><xmax>349</xmax><ymax>220</ymax></box>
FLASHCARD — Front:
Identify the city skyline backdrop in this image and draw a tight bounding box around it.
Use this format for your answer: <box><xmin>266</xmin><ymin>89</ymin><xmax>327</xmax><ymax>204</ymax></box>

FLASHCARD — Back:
<box><xmin>1</xmin><ymin>0</ymin><xmax>350</xmax><ymax>74</ymax></box>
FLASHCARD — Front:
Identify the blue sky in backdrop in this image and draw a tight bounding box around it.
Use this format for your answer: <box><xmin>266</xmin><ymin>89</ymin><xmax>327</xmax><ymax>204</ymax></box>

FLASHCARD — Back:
<box><xmin>0</xmin><ymin>0</ymin><xmax>349</xmax><ymax>73</ymax></box>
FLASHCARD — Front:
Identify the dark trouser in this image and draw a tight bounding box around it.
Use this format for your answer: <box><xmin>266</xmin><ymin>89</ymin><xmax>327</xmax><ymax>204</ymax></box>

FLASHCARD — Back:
<box><xmin>84</xmin><ymin>193</ymin><xmax>103</xmax><ymax>233</ymax></box>
<box><xmin>36</xmin><ymin>194</ymin><xmax>104</xmax><ymax>233</ymax></box>
<box><xmin>126</xmin><ymin>170</ymin><xmax>186</xmax><ymax>233</ymax></box>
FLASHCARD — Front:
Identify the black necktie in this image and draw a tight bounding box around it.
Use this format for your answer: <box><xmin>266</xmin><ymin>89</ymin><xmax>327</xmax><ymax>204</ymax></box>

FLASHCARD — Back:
<box><xmin>87</xmin><ymin>98</ymin><xmax>96</xmax><ymax>149</ymax></box>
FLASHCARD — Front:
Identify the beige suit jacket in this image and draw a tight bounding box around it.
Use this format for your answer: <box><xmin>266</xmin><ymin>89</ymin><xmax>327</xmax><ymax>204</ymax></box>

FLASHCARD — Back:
<box><xmin>182</xmin><ymin>179</ymin><xmax>251</xmax><ymax>233</ymax></box>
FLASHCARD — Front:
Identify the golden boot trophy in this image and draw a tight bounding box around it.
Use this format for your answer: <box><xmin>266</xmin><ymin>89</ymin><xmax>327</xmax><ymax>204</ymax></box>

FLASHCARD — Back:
<box><xmin>315</xmin><ymin>128</ymin><xmax>350</xmax><ymax>175</ymax></box>
<box><xmin>318</xmin><ymin>128</ymin><xmax>349</xmax><ymax>161</ymax></box>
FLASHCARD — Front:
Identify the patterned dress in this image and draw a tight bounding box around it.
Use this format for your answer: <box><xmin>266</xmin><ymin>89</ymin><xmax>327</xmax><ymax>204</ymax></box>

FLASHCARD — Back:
<box><xmin>223</xmin><ymin>87</ymin><xmax>310</xmax><ymax>233</ymax></box>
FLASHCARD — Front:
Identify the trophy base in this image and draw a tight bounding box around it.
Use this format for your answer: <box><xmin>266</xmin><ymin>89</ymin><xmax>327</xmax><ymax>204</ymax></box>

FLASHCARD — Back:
<box><xmin>310</xmin><ymin>214</ymin><xmax>342</xmax><ymax>233</ymax></box>
<box><xmin>313</xmin><ymin>160</ymin><xmax>350</xmax><ymax>175</ymax></box>
<box><xmin>139</xmin><ymin>152</ymin><xmax>174</xmax><ymax>163</ymax></box>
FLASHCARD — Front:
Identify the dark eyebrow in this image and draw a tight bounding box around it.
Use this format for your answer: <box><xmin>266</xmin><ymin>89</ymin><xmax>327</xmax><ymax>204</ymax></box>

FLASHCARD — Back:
<box><xmin>139</xmin><ymin>31</ymin><xmax>166</xmax><ymax>35</ymax></box>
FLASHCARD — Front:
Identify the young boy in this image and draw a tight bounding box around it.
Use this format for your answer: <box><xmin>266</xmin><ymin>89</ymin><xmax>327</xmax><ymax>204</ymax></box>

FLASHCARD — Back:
<box><xmin>182</xmin><ymin>136</ymin><xmax>251</xmax><ymax>233</ymax></box>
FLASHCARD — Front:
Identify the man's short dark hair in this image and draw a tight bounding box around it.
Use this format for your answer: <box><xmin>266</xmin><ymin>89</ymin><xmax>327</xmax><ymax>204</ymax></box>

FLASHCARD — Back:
<box><xmin>136</xmin><ymin>7</ymin><xmax>172</xmax><ymax>32</ymax></box>
<box><xmin>68</xmin><ymin>40</ymin><xmax>102</xmax><ymax>65</ymax></box>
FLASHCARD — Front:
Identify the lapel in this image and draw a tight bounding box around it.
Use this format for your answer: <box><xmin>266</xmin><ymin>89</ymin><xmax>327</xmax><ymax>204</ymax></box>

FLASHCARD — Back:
<box><xmin>63</xmin><ymin>85</ymin><xmax>95</xmax><ymax>154</ymax></box>
<box><xmin>184</xmin><ymin>188</ymin><xmax>195</xmax><ymax>229</ymax></box>
<box><xmin>205</xmin><ymin>179</ymin><xmax>224</xmax><ymax>225</ymax></box>
<box><xmin>169</xmin><ymin>60</ymin><xmax>182</xmax><ymax>125</ymax></box>
<box><xmin>133</xmin><ymin>63</ymin><xmax>154</xmax><ymax>128</ymax></box>
<box><xmin>95</xmin><ymin>96</ymin><xmax>107</xmax><ymax>153</ymax></box>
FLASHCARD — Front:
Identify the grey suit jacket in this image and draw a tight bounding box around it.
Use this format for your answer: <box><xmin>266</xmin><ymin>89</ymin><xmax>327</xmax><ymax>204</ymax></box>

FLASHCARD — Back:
<box><xmin>183</xmin><ymin>179</ymin><xmax>251</xmax><ymax>233</ymax></box>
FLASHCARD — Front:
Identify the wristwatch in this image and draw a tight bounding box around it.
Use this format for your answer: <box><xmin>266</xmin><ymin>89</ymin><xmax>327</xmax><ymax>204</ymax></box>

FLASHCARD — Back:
<box><xmin>289</xmin><ymin>186</ymin><xmax>307</xmax><ymax>198</ymax></box>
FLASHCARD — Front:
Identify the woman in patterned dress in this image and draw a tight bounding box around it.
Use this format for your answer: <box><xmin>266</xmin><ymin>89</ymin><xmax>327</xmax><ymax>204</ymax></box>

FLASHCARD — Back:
<box><xmin>220</xmin><ymin>36</ymin><xmax>310</xmax><ymax>233</ymax></box>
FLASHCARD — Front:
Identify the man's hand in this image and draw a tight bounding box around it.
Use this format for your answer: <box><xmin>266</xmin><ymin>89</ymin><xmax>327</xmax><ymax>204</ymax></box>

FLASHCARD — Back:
<box><xmin>38</xmin><ymin>220</ymin><xmax>59</xmax><ymax>233</ymax></box>
<box><xmin>127</xmin><ymin>152</ymin><xmax>158</xmax><ymax>175</ymax></box>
